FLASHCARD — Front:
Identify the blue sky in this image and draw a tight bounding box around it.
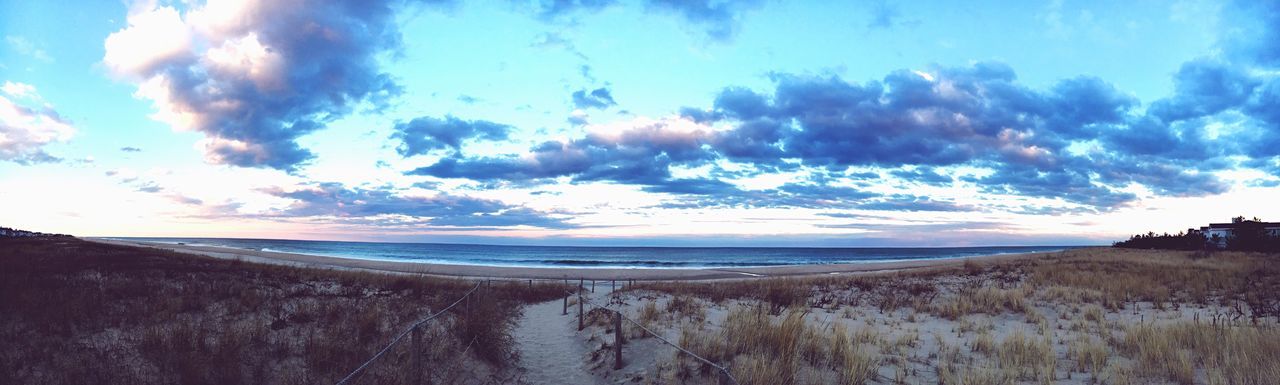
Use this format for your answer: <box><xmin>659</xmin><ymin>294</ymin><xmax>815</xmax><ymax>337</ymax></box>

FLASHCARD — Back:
<box><xmin>1</xmin><ymin>0</ymin><xmax>1277</xmax><ymax>246</ymax></box>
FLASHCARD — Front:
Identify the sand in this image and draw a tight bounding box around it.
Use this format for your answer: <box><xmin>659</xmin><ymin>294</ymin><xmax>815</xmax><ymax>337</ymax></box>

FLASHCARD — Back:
<box><xmin>513</xmin><ymin>286</ymin><xmax>613</xmax><ymax>385</ymax></box>
<box><xmin>85</xmin><ymin>238</ymin><xmax>1071</xmax><ymax>281</ymax></box>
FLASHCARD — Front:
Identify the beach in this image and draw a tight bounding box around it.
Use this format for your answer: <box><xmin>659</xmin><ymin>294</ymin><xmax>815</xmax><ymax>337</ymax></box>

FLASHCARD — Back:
<box><xmin>86</xmin><ymin>237</ymin><xmax>1069</xmax><ymax>281</ymax></box>
<box><xmin>7</xmin><ymin>236</ymin><xmax>1280</xmax><ymax>384</ymax></box>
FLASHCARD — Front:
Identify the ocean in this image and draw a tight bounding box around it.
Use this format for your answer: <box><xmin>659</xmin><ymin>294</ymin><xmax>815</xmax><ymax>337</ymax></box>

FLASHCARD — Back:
<box><xmin>114</xmin><ymin>237</ymin><xmax>1081</xmax><ymax>269</ymax></box>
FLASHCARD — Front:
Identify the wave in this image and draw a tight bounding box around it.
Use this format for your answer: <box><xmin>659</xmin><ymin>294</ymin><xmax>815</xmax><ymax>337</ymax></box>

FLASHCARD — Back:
<box><xmin>117</xmin><ymin>237</ymin><xmax>1079</xmax><ymax>269</ymax></box>
<box><xmin>501</xmin><ymin>259</ymin><xmax>795</xmax><ymax>268</ymax></box>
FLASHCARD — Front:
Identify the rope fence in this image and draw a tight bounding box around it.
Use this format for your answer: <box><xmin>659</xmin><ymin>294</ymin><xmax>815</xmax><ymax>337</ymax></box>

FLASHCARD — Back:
<box><xmin>569</xmin><ymin>284</ymin><xmax>741</xmax><ymax>385</ymax></box>
<box><xmin>329</xmin><ymin>276</ymin><xmax>735</xmax><ymax>385</ymax></box>
<box><xmin>333</xmin><ymin>281</ymin><xmax>481</xmax><ymax>385</ymax></box>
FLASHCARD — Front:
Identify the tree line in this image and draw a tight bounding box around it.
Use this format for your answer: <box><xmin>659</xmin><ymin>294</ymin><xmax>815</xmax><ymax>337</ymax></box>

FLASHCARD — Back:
<box><xmin>1113</xmin><ymin>216</ymin><xmax>1280</xmax><ymax>252</ymax></box>
<box><xmin>0</xmin><ymin>227</ymin><xmax>71</xmax><ymax>238</ymax></box>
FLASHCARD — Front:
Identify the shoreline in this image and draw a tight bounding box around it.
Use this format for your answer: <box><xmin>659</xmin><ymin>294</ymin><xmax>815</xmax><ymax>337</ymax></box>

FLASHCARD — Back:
<box><xmin>86</xmin><ymin>237</ymin><xmax>1086</xmax><ymax>281</ymax></box>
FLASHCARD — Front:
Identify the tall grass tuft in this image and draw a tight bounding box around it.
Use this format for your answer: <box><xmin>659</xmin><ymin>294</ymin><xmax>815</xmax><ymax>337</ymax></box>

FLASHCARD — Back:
<box><xmin>1117</xmin><ymin>322</ymin><xmax>1280</xmax><ymax>385</ymax></box>
<box><xmin>996</xmin><ymin>330</ymin><xmax>1056</xmax><ymax>382</ymax></box>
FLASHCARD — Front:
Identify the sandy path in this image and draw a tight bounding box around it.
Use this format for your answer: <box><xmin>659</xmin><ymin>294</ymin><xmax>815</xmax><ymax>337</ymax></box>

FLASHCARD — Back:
<box><xmin>513</xmin><ymin>284</ymin><xmax>622</xmax><ymax>385</ymax></box>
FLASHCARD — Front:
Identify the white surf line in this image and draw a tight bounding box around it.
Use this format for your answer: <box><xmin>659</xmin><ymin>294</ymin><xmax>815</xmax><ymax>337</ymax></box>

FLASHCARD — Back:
<box><xmin>710</xmin><ymin>270</ymin><xmax>766</xmax><ymax>277</ymax></box>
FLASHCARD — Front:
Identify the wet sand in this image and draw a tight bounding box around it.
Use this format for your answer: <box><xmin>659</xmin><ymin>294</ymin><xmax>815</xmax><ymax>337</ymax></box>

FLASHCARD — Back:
<box><xmin>85</xmin><ymin>238</ymin><xmax>1077</xmax><ymax>281</ymax></box>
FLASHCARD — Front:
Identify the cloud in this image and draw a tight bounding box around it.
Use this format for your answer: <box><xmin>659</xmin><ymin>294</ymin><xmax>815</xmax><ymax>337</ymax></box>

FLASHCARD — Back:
<box><xmin>5</xmin><ymin>36</ymin><xmax>53</xmax><ymax>62</ymax></box>
<box><xmin>0</xmin><ymin>84</ymin><xmax>73</xmax><ymax>164</ymax></box>
<box><xmin>571</xmin><ymin>87</ymin><xmax>616</xmax><ymax>109</ymax></box>
<box><xmin>106</xmin><ymin>168</ymin><xmax>204</xmax><ymax>205</ymax></box>
<box><xmin>415</xmin><ymin>57</ymin><xmax>1274</xmax><ymax>212</ymax></box>
<box><xmin>136</xmin><ymin>181</ymin><xmax>164</xmax><ymax>193</ymax></box>
<box><xmin>853</xmin><ymin>195</ymin><xmax>973</xmax><ymax>212</ymax></box>
<box><xmin>693</xmin><ymin>63</ymin><xmax>1239</xmax><ymax>209</ymax></box>
<box><xmin>567</xmin><ymin>109</ymin><xmax>590</xmax><ymax>126</ymax></box>
<box><xmin>649</xmin><ymin>179</ymin><xmax>883</xmax><ymax>210</ymax></box>
<box><xmin>121</xmin><ymin>146</ymin><xmax>142</xmax><ymax>152</ymax></box>
<box><xmin>409</xmin><ymin>117</ymin><xmax>717</xmax><ymax>191</ymax></box>
<box><xmin>261</xmin><ymin>182</ymin><xmax>574</xmax><ymax>228</ymax></box>
<box><xmin>641</xmin><ymin>177</ymin><xmax>738</xmax><ymax>195</ymax></box>
<box><xmin>168</xmin><ymin>194</ymin><xmax>205</xmax><ymax>205</ymax></box>
<box><xmin>1148</xmin><ymin>59</ymin><xmax>1258</xmax><ymax>122</ymax></box>
<box><xmin>866</xmin><ymin>0</ymin><xmax>920</xmax><ymax>31</ymax></box>
<box><xmin>1221</xmin><ymin>0</ymin><xmax>1280</xmax><ymax>67</ymax></box>
<box><xmin>1</xmin><ymin>81</ymin><xmax>36</xmax><ymax>98</ymax></box>
<box><xmin>644</xmin><ymin>0</ymin><xmax>762</xmax><ymax>41</ymax></box>
<box><xmin>529</xmin><ymin>32</ymin><xmax>589</xmax><ymax>62</ymax></box>
<box><xmin>427</xmin><ymin>207</ymin><xmax>578</xmax><ymax>229</ymax></box>
<box><xmin>391</xmin><ymin>115</ymin><xmax>513</xmax><ymax>156</ymax></box>
<box><xmin>102</xmin><ymin>0</ymin><xmax>434</xmax><ymax>172</ymax></box>
<box><xmin>889</xmin><ymin>167</ymin><xmax>953</xmax><ymax>186</ymax></box>
<box><xmin>522</xmin><ymin>0</ymin><xmax>759</xmax><ymax>41</ymax></box>
<box><xmin>522</xmin><ymin>0</ymin><xmax>618</xmax><ymax>21</ymax></box>
<box><xmin>166</xmin><ymin>0</ymin><xmax>1269</xmax><ymax>221</ymax></box>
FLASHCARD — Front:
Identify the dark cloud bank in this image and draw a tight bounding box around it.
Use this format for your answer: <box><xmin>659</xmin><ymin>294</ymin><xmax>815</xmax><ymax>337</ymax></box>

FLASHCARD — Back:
<box><xmin>409</xmin><ymin>58</ymin><xmax>1273</xmax><ymax>212</ymax></box>
<box><xmin>106</xmin><ymin>0</ymin><xmax>460</xmax><ymax>172</ymax></box>
<box><xmin>103</xmin><ymin>0</ymin><xmax>1280</xmax><ymax>231</ymax></box>
<box><xmin>106</xmin><ymin>0</ymin><xmax>762</xmax><ymax>174</ymax></box>
<box><xmin>525</xmin><ymin>0</ymin><xmax>761</xmax><ymax>41</ymax></box>
<box><xmin>571</xmin><ymin>87</ymin><xmax>617</xmax><ymax>109</ymax></box>
<box><xmin>260</xmin><ymin>182</ymin><xmax>576</xmax><ymax>229</ymax></box>
<box><xmin>407</xmin><ymin>0</ymin><xmax>1280</xmax><ymax>215</ymax></box>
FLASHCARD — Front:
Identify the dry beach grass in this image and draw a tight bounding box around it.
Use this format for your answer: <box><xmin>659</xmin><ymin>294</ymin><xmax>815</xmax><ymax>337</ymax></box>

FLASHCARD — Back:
<box><xmin>615</xmin><ymin>248</ymin><xmax>1280</xmax><ymax>384</ymax></box>
<box><xmin>0</xmin><ymin>237</ymin><xmax>567</xmax><ymax>385</ymax></box>
<box><xmin>5</xmin><ymin>237</ymin><xmax>1279</xmax><ymax>385</ymax></box>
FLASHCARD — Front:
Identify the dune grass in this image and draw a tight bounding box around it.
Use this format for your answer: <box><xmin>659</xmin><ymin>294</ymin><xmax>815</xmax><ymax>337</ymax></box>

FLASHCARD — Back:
<box><xmin>625</xmin><ymin>248</ymin><xmax>1280</xmax><ymax>384</ymax></box>
<box><xmin>1116</xmin><ymin>321</ymin><xmax>1280</xmax><ymax>385</ymax></box>
<box><xmin>672</xmin><ymin>304</ymin><xmax>885</xmax><ymax>385</ymax></box>
<box><xmin>0</xmin><ymin>237</ymin><xmax>566</xmax><ymax>385</ymax></box>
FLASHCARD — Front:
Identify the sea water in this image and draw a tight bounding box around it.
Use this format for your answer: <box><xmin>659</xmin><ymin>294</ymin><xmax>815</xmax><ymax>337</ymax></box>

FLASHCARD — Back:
<box><xmin>114</xmin><ymin>237</ymin><xmax>1079</xmax><ymax>269</ymax></box>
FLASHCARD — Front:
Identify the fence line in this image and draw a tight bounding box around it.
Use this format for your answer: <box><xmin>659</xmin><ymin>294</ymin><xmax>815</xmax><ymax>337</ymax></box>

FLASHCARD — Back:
<box><xmin>330</xmin><ymin>276</ymin><xmax>736</xmax><ymax>385</ymax></box>
<box><xmin>567</xmin><ymin>285</ymin><xmax>741</xmax><ymax>385</ymax></box>
<box><xmin>617</xmin><ymin>309</ymin><xmax>739</xmax><ymax>384</ymax></box>
<box><xmin>334</xmin><ymin>281</ymin><xmax>482</xmax><ymax>385</ymax></box>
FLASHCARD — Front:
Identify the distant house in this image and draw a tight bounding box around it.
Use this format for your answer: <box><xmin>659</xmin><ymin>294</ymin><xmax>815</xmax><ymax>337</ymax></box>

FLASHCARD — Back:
<box><xmin>1200</xmin><ymin>219</ymin><xmax>1280</xmax><ymax>248</ymax></box>
<box><xmin>0</xmin><ymin>227</ymin><xmax>68</xmax><ymax>238</ymax></box>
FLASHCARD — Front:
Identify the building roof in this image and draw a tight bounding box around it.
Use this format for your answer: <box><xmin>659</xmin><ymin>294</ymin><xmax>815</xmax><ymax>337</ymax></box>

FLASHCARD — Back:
<box><xmin>1204</xmin><ymin>222</ymin><xmax>1280</xmax><ymax>229</ymax></box>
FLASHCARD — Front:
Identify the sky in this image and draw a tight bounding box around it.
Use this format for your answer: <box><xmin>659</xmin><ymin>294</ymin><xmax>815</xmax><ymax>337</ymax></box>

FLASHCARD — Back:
<box><xmin>1</xmin><ymin>0</ymin><xmax>1278</xmax><ymax>247</ymax></box>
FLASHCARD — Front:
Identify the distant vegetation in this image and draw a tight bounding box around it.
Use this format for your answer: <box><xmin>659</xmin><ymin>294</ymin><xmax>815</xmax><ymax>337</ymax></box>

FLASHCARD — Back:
<box><xmin>0</xmin><ymin>226</ymin><xmax>70</xmax><ymax>238</ymax></box>
<box><xmin>1114</xmin><ymin>216</ymin><xmax>1280</xmax><ymax>252</ymax></box>
<box><xmin>1112</xmin><ymin>230</ymin><xmax>1209</xmax><ymax>251</ymax></box>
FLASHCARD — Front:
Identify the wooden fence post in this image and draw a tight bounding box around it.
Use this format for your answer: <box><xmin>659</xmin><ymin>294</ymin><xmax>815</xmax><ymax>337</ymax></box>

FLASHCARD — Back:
<box><xmin>578</xmin><ymin>291</ymin><xmax>584</xmax><ymax>331</ymax></box>
<box><xmin>614</xmin><ymin>312</ymin><xmax>623</xmax><ymax>369</ymax></box>
<box><xmin>563</xmin><ymin>292</ymin><xmax>568</xmax><ymax>315</ymax></box>
<box><xmin>591</xmin><ymin>280</ymin><xmax>596</xmax><ymax>293</ymax></box>
<box><xmin>412</xmin><ymin>324</ymin><xmax>423</xmax><ymax>385</ymax></box>
<box><xmin>612</xmin><ymin>280</ymin><xmax>616</xmax><ymax>291</ymax></box>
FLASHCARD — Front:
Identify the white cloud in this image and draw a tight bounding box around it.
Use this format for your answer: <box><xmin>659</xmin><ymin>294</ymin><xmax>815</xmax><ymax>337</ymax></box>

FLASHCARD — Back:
<box><xmin>101</xmin><ymin>0</ymin><xmax>407</xmax><ymax>171</ymax></box>
<box><xmin>1</xmin><ymin>81</ymin><xmax>37</xmax><ymax>98</ymax></box>
<box><xmin>102</xmin><ymin>6</ymin><xmax>193</xmax><ymax>77</ymax></box>
<box><xmin>5</xmin><ymin>35</ymin><xmax>54</xmax><ymax>63</ymax></box>
<box><xmin>0</xmin><ymin>83</ymin><xmax>74</xmax><ymax>164</ymax></box>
